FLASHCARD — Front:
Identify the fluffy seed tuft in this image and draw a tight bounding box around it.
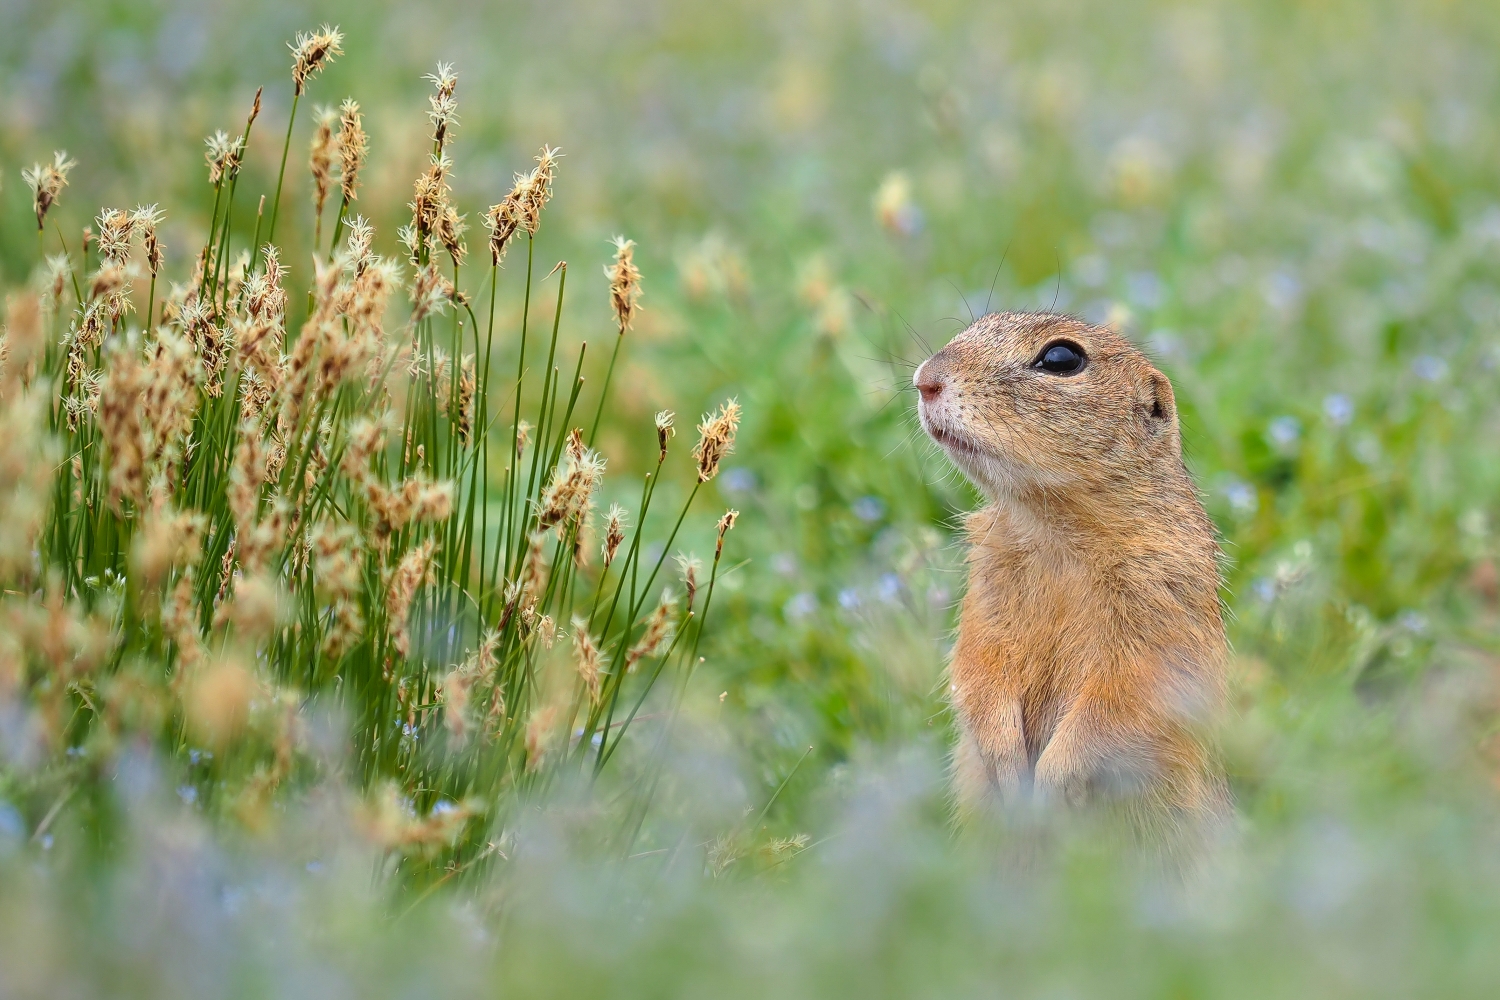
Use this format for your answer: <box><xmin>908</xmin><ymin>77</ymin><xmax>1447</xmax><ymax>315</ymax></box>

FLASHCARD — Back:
<box><xmin>606</xmin><ymin>236</ymin><xmax>643</xmax><ymax>334</ymax></box>
<box><xmin>21</xmin><ymin>151</ymin><xmax>77</xmax><ymax>231</ymax></box>
<box><xmin>693</xmin><ymin>399</ymin><xmax>741</xmax><ymax>483</ymax></box>
<box><xmin>290</xmin><ymin>24</ymin><xmax>344</xmax><ymax>95</ymax></box>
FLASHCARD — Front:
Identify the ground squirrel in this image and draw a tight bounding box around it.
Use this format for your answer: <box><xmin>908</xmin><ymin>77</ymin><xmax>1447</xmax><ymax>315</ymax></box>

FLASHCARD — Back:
<box><xmin>916</xmin><ymin>311</ymin><xmax>1230</xmax><ymax>840</ymax></box>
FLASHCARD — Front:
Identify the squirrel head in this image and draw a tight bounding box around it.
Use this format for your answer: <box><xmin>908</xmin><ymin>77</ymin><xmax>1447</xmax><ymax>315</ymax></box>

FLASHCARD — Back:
<box><xmin>915</xmin><ymin>311</ymin><xmax>1183</xmax><ymax>503</ymax></box>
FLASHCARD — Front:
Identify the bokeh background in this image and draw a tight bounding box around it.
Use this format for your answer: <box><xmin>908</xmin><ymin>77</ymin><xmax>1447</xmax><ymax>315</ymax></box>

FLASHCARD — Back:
<box><xmin>4</xmin><ymin>0</ymin><xmax>1500</xmax><ymax>995</ymax></box>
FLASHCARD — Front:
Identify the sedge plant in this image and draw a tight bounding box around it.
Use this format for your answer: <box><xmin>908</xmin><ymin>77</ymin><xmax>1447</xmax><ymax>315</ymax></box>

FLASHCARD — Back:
<box><xmin>0</xmin><ymin>29</ymin><xmax>740</xmax><ymax>881</ymax></box>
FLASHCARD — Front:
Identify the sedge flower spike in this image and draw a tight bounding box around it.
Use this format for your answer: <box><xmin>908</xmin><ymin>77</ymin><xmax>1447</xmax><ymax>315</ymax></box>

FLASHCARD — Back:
<box><xmin>607</xmin><ymin>235</ymin><xmax>642</xmax><ymax>334</ymax></box>
<box><xmin>337</xmin><ymin>98</ymin><xmax>368</xmax><ymax>203</ymax></box>
<box><xmin>602</xmin><ymin>503</ymin><xmax>627</xmax><ymax>568</ymax></box>
<box><xmin>693</xmin><ymin>399</ymin><xmax>741</xmax><ymax>483</ymax></box>
<box><xmin>290</xmin><ymin>24</ymin><xmax>343</xmax><ymax>95</ymax></box>
<box><xmin>654</xmin><ymin>410</ymin><xmax>675</xmax><ymax>463</ymax></box>
<box><xmin>715</xmin><ymin>508</ymin><xmax>739</xmax><ymax>560</ymax></box>
<box><xmin>22</xmin><ymin>151</ymin><xmax>77</xmax><ymax>231</ymax></box>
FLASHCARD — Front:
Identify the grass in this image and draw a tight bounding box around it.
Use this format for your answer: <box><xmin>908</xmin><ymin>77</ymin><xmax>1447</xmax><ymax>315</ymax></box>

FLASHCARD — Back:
<box><xmin>1</xmin><ymin>0</ymin><xmax>1500</xmax><ymax>995</ymax></box>
<box><xmin>1</xmin><ymin>29</ymin><xmax>741</xmax><ymax>885</ymax></box>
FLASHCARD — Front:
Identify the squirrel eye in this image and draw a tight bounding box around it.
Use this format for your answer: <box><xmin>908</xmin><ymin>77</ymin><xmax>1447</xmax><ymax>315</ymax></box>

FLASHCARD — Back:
<box><xmin>1033</xmin><ymin>340</ymin><xmax>1087</xmax><ymax>375</ymax></box>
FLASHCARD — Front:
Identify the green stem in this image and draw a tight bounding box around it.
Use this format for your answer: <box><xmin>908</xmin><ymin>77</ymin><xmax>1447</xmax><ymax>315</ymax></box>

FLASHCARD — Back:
<box><xmin>587</xmin><ymin>329</ymin><xmax>624</xmax><ymax>445</ymax></box>
<box><xmin>326</xmin><ymin>196</ymin><xmax>349</xmax><ymax>259</ymax></box>
<box><xmin>266</xmin><ymin>91</ymin><xmax>301</xmax><ymax>250</ymax></box>
<box><xmin>144</xmin><ymin>273</ymin><xmax>157</xmax><ymax>332</ymax></box>
<box><xmin>499</xmin><ymin>237</ymin><xmax>534</xmax><ymax>586</ymax></box>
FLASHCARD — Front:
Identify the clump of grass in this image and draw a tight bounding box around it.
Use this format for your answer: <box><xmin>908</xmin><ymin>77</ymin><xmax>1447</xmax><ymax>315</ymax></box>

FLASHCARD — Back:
<box><xmin>0</xmin><ymin>28</ymin><xmax>739</xmax><ymax>878</ymax></box>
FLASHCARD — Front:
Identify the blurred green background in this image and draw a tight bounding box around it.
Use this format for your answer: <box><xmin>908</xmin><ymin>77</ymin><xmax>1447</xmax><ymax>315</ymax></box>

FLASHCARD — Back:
<box><xmin>5</xmin><ymin>0</ymin><xmax>1500</xmax><ymax>994</ymax></box>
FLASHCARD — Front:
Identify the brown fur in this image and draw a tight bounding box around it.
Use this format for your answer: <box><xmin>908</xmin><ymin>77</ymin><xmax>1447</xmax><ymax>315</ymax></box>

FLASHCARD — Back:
<box><xmin>915</xmin><ymin>312</ymin><xmax>1229</xmax><ymax>841</ymax></box>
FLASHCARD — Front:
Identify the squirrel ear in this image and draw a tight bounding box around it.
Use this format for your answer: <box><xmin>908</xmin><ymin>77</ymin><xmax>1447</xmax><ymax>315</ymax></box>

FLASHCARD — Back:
<box><xmin>1145</xmin><ymin>369</ymin><xmax>1176</xmax><ymax>425</ymax></box>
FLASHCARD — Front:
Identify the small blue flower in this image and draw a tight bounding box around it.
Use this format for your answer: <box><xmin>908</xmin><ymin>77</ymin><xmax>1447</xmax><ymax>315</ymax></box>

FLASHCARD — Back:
<box><xmin>1267</xmin><ymin>415</ymin><xmax>1301</xmax><ymax>452</ymax></box>
<box><xmin>1411</xmin><ymin>355</ymin><xmax>1447</xmax><ymax>382</ymax></box>
<box><xmin>852</xmin><ymin>496</ymin><xmax>885</xmax><ymax>522</ymax></box>
<box><xmin>1397</xmin><ymin>610</ymin><xmax>1428</xmax><ymax>633</ymax></box>
<box><xmin>1263</xmin><ymin>270</ymin><xmax>1302</xmax><ymax>313</ymax></box>
<box><xmin>1073</xmin><ymin>254</ymin><xmax>1108</xmax><ymax>289</ymax></box>
<box><xmin>1323</xmin><ymin>393</ymin><xmax>1353</xmax><ymax>426</ymax></box>
<box><xmin>877</xmin><ymin>573</ymin><xmax>904</xmax><ymax>603</ymax></box>
<box><xmin>1127</xmin><ymin>270</ymin><xmax>1164</xmax><ymax>310</ymax></box>
<box><xmin>721</xmin><ymin>467</ymin><xmax>757</xmax><ymax>494</ymax></box>
<box><xmin>783</xmin><ymin>592</ymin><xmax>818</xmax><ymax>620</ymax></box>
<box><xmin>1223</xmin><ymin>479</ymin><xmax>1258</xmax><ymax>517</ymax></box>
<box><xmin>0</xmin><ymin>803</ymin><xmax>25</xmax><ymax>843</ymax></box>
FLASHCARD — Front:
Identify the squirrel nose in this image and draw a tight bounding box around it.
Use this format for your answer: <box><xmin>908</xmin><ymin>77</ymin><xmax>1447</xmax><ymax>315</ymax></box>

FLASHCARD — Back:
<box><xmin>916</xmin><ymin>374</ymin><xmax>944</xmax><ymax>402</ymax></box>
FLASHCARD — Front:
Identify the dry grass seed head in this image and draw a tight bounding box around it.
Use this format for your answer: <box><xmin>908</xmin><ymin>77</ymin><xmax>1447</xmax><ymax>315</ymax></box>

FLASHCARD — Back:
<box><xmin>571</xmin><ymin>510</ymin><xmax>594</xmax><ymax>569</ymax></box>
<box><xmin>520</xmin><ymin>532</ymin><xmax>548</xmax><ymax>603</ymax></box>
<box><xmin>184</xmin><ymin>654</ymin><xmax>258</xmax><ymax>748</ymax></box>
<box><xmin>440</xmin><ymin>665</ymin><xmax>473</xmax><ymax>744</ymax></box>
<box><xmin>309</xmin><ymin>107</ymin><xmax>338</xmax><ymax>219</ymax></box>
<box><xmin>693</xmin><ymin>398</ymin><xmax>741</xmax><ymax>483</ymax></box>
<box><xmin>425</xmin><ymin>63</ymin><xmax>459</xmax><ymax>147</ymax></box>
<box><xmin>290</xmin><ymin>24</ymin><xmax>343</xmax><ymax>95</ymax></box>
<box><xmin>435</xmin><ymin>205</ymin><xmax>467</xmax><ymax>266</ymax></box>
<box><xmin>181</xmin><ymin>298</ymin><xmax>229</xmax><ymax>397</ymax></box>
<box><xmin>655</xmin><ymin>410</ymin><xmax>675</xmax><ymax>462</ymax></box>
<box><xmin>524</xmin><ymin>704</ymin><xmax>558</xmax><ymax>771</ymax></box>
<box><xmin>538</xmin><ymin>443</ymin><xmax>605</xmax><ymax>532</ymax></box>
<box><xmin>162</xmin><ymin>566</ymin><xmax>205</xmax><ymax>669</ymax></box>
<box><xmin>363</xmin><ymin>475</ymin><xmax>454</xmax><ymax>541</ymax></box>
<box><xmin>311</xmin><ymin>519</ymin><xmax>364</xmax><ymax>598</ymax></box>
<box><xmin>22</xmin><ymin>151</ymin><xmax>77</xmax><ymax>230</ymax></box>
<box><xmin>230</xmin><ymin>419</ymin><xmax>269</xmax><ymax>536</ymax></box>
<box><xmin>256</xmin><ymin>245</ymin><xmax>290</xmax><ymax>318</ymax></box>
<box><xmin>626</xmin><ymin>589</ymin><xmax>678</xmax><ymax>671</ymax></box>
<box><xmin>2</xmin><ymin>293</ymin><xmax>44</xmax><ymax>391</ymax></box>
<box><xmin>515</xmin><ymin>420</ymin><xmax>533</xmax><ymax>460</ymax></box>
<box><xmin>344</xmin><ymin>216</ymin><xmax>375</xmax><ymax>273</ymax></box>
<box><xmin>498</xmin><ymin>145</ymin><xmax>561</xmax><ymax>243</ymax></box>
<box><xmin>409</xmin><ymin>153</ymin><xmax>453</xmax><ymax>248</ymax></box>
<box><xmin>142</xmin><ymin>327</ymin><xmax>203</xmax><ymax>463</ymax></box>
<box><xmin>386</xmin><ymin>538</ymin><xmax>437</xmax><ymax>657</ymax></box>
<box><xmin>675</xmin><ymin>552</ymin><xmax>702</xmax><ymax>610</ymax></box>
<box><xmin>408</xmin><ymin>262</ymin><xmax>457</xmax><ymax>324</ymax></box>
<box><xmin>205</xmin><ymin>130</ymin><xmax>245</xmax><ymax>186</ymax></box>
<box><xmin>95</xmin><ymin>208</ymin><xmax>135</xmax><ymax>266</ymax></box>
<box><xmin>571</xmin><ymin>617</ymin><xmax>604</xmax><ymax>704</ymax></box>
<box><xmin>537</xmin><ymin>615</ymin><xmax>558</xmax><ymax>650</ymax></box>
<box><xmin>716</xmin><ymin>508</ymin><xmax>740</xmax><ymax>560</ymax></box>
<box><xmin>455</xmin><ymin>354</ymin><xmax>476</xmax><ymax>446</ymax></box>
<box><xmin>607</xmin><ymin>235</ymin><xmax>643</xmax><ymax>334</ymax></box>
<box><xmin>98</xmin><ymin>343</ymin><xmax>150</xmax><ymax>510</ymax></box>
<box><xmin>0</xmin><ymin>389</ymin><xmax>54</xmax><ymax>579</ymax></box>
<box><xmin>238</xmin><ymin>496</ymin><xmax>290</xmax><ymax>574</ymax></box>
<box><xmin>42</xmin><ymin>254</ymin><xmax>72</xmax><ymax>310</ymax></box>
<box><xmin>337</xmin><ymin>98</ymin><xmax>367</xmax><ymax>203</ymax></box>
<box><xmin>131</xmin><ymin>506</ymin><xmax>207</xmax><ymax>589</ymax></box>
<box><xmin>483</xmin><ymin>196</ymin><xmax>519</xmax><ymax>266</ymax></box>
<box><xmin>227</xmin><ymin>571</ymin><xmax>283</xmax><ymax>643</ymax></box>
<box><xmin>602</xmin><ymin>503</ymin><xmax>627</xmax><ymax>568</ymax></box>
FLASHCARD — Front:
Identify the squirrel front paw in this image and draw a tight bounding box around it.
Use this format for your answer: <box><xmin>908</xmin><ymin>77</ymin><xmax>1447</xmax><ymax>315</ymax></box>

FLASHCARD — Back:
<box><xmin>1032</xmin><ymin>752</ymin><xmax>1092</xmax><ymax>808</ymax></box>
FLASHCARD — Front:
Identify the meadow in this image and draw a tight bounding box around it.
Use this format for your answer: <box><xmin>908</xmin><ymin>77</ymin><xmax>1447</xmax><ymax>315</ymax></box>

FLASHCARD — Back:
<box><xmin>1</xmin><ymin>0</ymin><xmax>1500</xmax><ymax>995</ymax></box>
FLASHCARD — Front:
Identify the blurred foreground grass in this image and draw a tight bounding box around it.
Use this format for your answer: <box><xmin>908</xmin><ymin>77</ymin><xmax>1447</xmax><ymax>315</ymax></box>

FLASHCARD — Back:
<box><xmin>3</xmin><ymin>0</ymin><xmax>1500</xmax><ymax>995</ymax></box>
